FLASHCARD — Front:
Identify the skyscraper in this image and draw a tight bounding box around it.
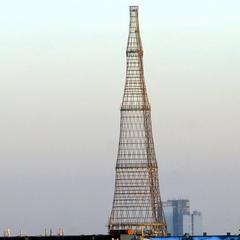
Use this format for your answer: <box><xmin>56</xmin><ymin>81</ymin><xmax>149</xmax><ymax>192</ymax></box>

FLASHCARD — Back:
<box><xmin>163</xmin><ymin>200</ymin><xmax>190</xmax><ymax>236</ymax></box>
<box><xmin>163</xmin><ymin>199</ymin><xmax>203</xmax><ymax>236</ymax></box>
<box><xmin>108</xmin><ymin>6</ymin><xmax>166</xmax><ymax>236</ymax></box>
<box><xmin>192</xmin><ymin>211</ymin><xmax>203</xmax><ymax>235</ymax></box>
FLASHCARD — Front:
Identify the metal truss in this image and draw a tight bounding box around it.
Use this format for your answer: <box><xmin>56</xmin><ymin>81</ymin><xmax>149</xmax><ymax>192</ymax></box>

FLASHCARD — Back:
<box><xmin>109</xmin><ymin>6</ymin><xmax>167</xmax><ymax>236</ymax></box>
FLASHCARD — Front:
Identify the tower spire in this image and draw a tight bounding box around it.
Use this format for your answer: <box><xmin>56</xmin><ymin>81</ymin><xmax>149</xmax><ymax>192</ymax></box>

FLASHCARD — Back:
<box><xmin>109</xmin><ymin>6</ymin><xmax>167</xmax><ymax>236</ymax></box>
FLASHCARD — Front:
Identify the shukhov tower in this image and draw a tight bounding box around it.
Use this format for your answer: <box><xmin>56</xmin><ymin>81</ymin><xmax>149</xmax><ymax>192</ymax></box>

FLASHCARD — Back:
<box><xmin>109</xmin><ymin>6</ymin><xmax>167</xmax><ymax>236</ymax></box>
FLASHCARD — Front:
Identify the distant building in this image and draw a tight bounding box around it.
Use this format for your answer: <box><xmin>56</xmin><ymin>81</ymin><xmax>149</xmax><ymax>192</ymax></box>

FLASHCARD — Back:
<box><xmin>163</xmin><ymin>199</ymin><xmax>190</xmax><ymax>236</ymax></box>
<box><xmin>183</xmin><ymin>214</ymin><xmax>192</xmax><ymax>235</ymax></box>
<box><xmin>163</xmin><ymin>202</ymin><xmax>174</xmax><ymax>234</ymax></box>
<box><xmin>163</xmin><ymin>199</ymin><xmax>203</xmax><ymax>236</ymax></box>
<box><xmin>192</xmin><ymin>211</ymin><xmax>203</xmax><ymax>235</ymax></box>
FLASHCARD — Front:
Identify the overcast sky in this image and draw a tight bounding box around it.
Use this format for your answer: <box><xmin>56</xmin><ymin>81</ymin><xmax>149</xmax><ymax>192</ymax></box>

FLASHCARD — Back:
<box><xmin>0</xmin><ymin>0</ymin><xmax>239</xmax><ymax>236</ymax></box>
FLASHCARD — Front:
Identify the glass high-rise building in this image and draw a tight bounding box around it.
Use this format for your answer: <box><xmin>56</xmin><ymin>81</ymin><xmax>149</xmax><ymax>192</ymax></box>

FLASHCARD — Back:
<box><xmin>163</xmin><ymin>200</ymin><xmax>202</xmax><ymax>236</ymax></box>
<box><xmin>192</xmin><ymin>211</ymin><xmax>203</xmax><ymax>235</ymax></box>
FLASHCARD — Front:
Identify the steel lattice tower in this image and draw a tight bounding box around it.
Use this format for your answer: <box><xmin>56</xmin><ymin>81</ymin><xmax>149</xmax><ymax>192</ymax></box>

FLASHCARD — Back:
<box><xmin>108</xmin><ymin>6</ymin><xmax>167</xmax><ymax>236</ymax></box>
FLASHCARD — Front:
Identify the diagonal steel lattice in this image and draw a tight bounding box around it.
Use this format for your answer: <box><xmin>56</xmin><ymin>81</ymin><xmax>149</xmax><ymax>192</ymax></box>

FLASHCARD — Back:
<box><xmin>108</xmin><ymin>6</ymin><xmax>167</xmax><ymax>236</ymax></box>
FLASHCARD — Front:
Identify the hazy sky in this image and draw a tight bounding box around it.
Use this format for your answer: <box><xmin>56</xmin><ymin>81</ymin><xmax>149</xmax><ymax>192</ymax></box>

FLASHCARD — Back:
<box><xmin>0</xmin><ymin>0</ymin><xmax>239</xmax><ymax>236</ymax></box>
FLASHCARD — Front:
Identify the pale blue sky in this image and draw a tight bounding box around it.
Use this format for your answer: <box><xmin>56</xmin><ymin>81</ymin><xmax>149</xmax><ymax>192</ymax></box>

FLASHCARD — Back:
<box><xmin>0</xmin><ymin>0</ymin><xmax>239</xmax><ymax>236</ymax></box>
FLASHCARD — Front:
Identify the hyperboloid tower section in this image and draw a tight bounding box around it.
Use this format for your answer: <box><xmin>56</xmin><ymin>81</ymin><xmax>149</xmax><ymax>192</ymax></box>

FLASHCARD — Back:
<box><xmin>108</xmin><ymin>6</ymin><xmax>167</xmax><ymax>236</ymax></box>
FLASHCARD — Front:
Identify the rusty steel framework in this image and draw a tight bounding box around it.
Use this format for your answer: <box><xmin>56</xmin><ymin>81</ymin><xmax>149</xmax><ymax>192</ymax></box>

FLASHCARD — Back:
<box><xmin>108</xmin><ymin>6</ymin><xmax>167</xmax><ymax>236</ymax></box>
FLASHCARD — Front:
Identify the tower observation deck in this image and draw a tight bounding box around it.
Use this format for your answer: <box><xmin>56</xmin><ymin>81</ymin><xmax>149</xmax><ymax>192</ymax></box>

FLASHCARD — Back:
<box><xmin>108</xmin><ymin>6</ymin><xmax>167</xmax><ymax>236</ymax></box>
